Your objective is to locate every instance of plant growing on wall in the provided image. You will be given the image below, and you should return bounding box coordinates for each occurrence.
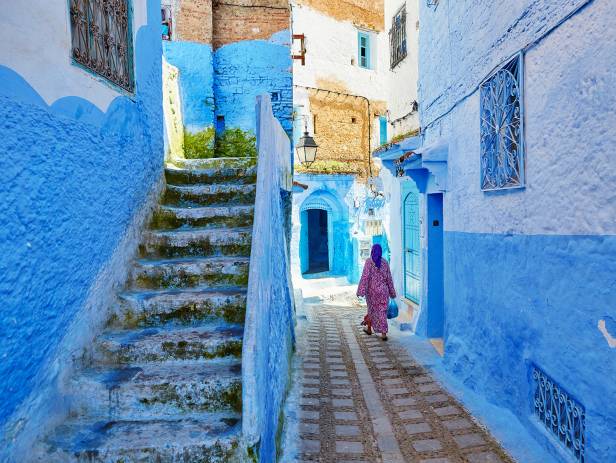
[183,127,257,159]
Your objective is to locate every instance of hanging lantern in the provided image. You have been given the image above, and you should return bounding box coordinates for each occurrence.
[295,131,318,167]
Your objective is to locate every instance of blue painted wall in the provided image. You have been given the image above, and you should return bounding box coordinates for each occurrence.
[417,0,616,461]
[163,30,292,136]
[163,41,214,132]
[214,30,293,137]
[291,174,356,282]
[0,0,163,434]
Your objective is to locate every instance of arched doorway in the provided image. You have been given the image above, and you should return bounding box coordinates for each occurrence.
[299,191,344,276]
[403,184,421,303]
[306,209,329,273]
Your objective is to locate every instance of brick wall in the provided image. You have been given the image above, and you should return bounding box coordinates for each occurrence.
[213,0,289,48]
[174,0,213,43]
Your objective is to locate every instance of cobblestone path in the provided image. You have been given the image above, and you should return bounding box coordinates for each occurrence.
[297,305,514,463]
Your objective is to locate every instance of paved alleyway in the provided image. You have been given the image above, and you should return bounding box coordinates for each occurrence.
[293,297,514,463]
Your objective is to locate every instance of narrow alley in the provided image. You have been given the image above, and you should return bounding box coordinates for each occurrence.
[283,283,513,463]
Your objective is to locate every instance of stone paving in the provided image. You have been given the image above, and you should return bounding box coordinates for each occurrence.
[297,305,514,463]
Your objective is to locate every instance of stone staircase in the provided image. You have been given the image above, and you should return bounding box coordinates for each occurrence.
[35,157,256,462]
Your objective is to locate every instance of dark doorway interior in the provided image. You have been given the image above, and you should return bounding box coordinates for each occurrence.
[306,209,329,273]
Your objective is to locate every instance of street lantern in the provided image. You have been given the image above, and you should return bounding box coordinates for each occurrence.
[296,131,318,167]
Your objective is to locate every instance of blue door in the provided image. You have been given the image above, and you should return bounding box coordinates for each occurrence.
[427,193,444,338]
[403,183,421,303]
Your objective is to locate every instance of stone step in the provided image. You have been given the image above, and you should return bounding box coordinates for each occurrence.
[163,183,256,207]
[150,205,254,230]
[139,227,252,259]
[94,323,244,364]
[165,165,257,186]
[69,360,242,421]
[168,156,256,170]
[39,413,241,462]
[130,256,250,290]
[113,287,247,328]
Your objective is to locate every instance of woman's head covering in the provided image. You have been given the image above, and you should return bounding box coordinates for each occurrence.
[371,244,383,268]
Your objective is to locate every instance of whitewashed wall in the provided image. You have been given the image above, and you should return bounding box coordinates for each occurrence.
[384,0,420,138]
[0,0,149,111]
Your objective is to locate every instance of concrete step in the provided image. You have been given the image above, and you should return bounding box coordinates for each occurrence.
[69,360,242,420]
[139,227,252,259]
[163,183,256,207]
[113,287,247,328]
[150,205,254,230]
[168,156,256,170]
[94,323,244,364]
[130,256,250,290]
[165,165,257,186]
[39,413,241,462]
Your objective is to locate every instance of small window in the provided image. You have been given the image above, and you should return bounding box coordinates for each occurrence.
[161,6,172,40]
[358,31,371,69]
[216,115,226,135]
[379,116,387,145]
[351,117,357,124]
[69,0,134,92]
[270,91,280,102]
[389,6,407,69]
[313,114,317,134]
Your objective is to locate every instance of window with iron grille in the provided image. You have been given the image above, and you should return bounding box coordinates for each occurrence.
[532,365,586,462]
[69,0,134,92]
[389,6,407,69]
[480,53,524,191]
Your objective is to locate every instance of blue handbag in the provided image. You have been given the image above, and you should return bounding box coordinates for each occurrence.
[387,299,399,319]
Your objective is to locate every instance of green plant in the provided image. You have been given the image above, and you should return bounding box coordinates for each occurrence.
[183,127,215,159]
[182,127,257,159]
[215,128,257,158]
[295,160,358,175]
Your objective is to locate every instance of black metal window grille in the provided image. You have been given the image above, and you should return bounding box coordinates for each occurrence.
[532,365,586,462]
[389,6,407,69]
[69,0,134,92]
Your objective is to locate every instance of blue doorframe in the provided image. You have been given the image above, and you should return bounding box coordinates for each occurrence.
[427,193,444,338]
[403,182,421,303]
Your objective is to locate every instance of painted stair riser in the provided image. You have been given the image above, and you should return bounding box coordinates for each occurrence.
[170,157,256,170]
[114,291,247,327]
[165,166,257,185]
[93,328,243,364]
[130,259,249,290]
[69,366,242,420]
[150,206,254,230]
[139,230,252,259]
[41,418,241,463]
[163,184,256,208]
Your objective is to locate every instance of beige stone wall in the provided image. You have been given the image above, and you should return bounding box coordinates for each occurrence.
[293,0,384,31]
[306,85,385,179]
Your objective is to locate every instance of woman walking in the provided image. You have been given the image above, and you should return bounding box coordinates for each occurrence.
[357,244,396,340]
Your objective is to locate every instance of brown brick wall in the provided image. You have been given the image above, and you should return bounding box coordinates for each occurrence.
[294,0,384,31]
[173,0,290,47]
[174,0,213,44]
[212,0,290,48]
